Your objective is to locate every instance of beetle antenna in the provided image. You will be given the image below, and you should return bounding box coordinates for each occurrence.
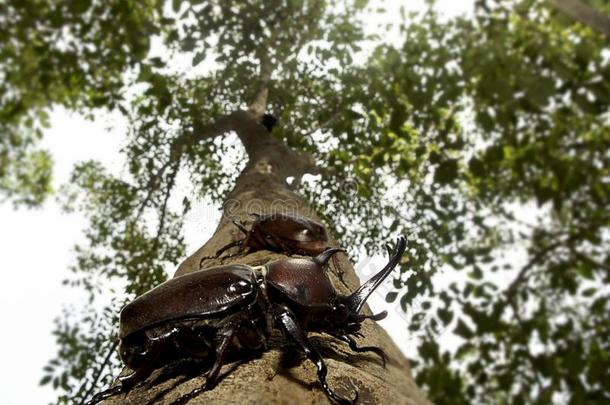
[313,247,346,267]
[346,237,406,314]
[232,219,249,236]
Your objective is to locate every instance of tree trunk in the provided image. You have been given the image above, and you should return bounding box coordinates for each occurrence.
[103,81,429,405]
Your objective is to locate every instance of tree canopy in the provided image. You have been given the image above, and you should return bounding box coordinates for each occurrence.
[2,0,608,404]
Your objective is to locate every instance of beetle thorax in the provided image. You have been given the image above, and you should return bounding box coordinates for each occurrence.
[265,258,337,308]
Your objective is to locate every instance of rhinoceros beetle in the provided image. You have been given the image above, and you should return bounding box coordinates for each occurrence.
[214,213,330,258]
[86,237,406,405]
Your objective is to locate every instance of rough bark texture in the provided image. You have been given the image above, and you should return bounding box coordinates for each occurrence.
[102,96,429,404]
[551,0,610,36]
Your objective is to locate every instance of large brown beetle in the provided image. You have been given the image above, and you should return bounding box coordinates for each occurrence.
[86,237,406,405]
[214,213,330,258]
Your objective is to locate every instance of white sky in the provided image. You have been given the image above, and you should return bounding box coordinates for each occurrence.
[0,2,474,404]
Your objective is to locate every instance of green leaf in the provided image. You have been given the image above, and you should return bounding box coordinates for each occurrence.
[437,308,454,326]
[434,159,459,185]
[39,375,52,386]
[386,291,399,303]
[454,319,474,339]
[192,51,206,67]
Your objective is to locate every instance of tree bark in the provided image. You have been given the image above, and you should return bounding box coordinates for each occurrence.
[101,109,430,404]
[551,0,610,36]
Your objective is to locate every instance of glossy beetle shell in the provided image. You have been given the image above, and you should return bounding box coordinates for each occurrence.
[257,214,326,242]
[266,257,336,307]
[247,214,329,255]
[119,265,257,339]
[85,238,406,405]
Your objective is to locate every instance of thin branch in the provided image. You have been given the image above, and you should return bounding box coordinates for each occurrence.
[315,107,344,132]
[171,113,239,160]
[134,112,240,224]
[248,56,274,116]
[78,339,119,405]
[571,247,610,273]
[504,240,564,301]
[551,0,610,36]
[151,159,181,253]
[134,159,174,223]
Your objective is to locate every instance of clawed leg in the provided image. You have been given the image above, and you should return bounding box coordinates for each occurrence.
[333,334,387,368]
[85,335,167,405]
[170,325,235,405]
[214,220,252,258]
[275,306,358,405]
[84,385,123,405]
[213,239,243,258]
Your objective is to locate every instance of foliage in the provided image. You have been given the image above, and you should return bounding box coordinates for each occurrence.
[2,0,608,404]
[50,161,185,404]
[364,2,610,403]
[0,0,165,206]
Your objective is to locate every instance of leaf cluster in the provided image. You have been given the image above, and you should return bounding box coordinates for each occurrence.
[2,0,608,403]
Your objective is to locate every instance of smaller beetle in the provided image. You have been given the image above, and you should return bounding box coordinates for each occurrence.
[214,213,330,258]
[86,237,406,405]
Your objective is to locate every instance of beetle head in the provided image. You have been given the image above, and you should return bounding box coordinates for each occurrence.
[325,237,406,333]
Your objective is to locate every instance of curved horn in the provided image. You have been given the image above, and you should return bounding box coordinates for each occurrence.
[346,237,407,314]
[313,247,346,267]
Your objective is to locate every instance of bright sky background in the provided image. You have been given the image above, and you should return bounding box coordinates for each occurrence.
[0,2,475,404]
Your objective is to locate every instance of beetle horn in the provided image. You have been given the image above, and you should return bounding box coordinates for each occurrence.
[313,247,346,266]
[346,237,407,314]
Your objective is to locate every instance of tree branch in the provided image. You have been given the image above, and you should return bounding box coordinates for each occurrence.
[504,240,564,302]
[151,159,180,253]
[79,339,118,405]
[170,113,240,160]
[133,111,235,224]
[571,247,610,273]
[134,159,173,223]
[248,56,274,116]
[551,0,610,36]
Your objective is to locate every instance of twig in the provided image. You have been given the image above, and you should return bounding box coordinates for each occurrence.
[151,159,181,252]
[79,339,119,405]
[504,240,564,302]
[551,0,610,37]
[248,56,274,116]
[571,247,610,273]
[134,159,174,223]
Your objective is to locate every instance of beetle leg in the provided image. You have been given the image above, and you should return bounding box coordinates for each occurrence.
[331,254,347,286]
[212,220,249,257]
[85,336,167,405]
[84,385,122,405]
[232,219,249,235]
[274,305,358,405]
[120,329,173,388]
[172,324,236,404]
[357,310,388,322]
[332,334,387,368]
[202,325,235,388]
[173,328,212,359]
[214,239,243,258]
